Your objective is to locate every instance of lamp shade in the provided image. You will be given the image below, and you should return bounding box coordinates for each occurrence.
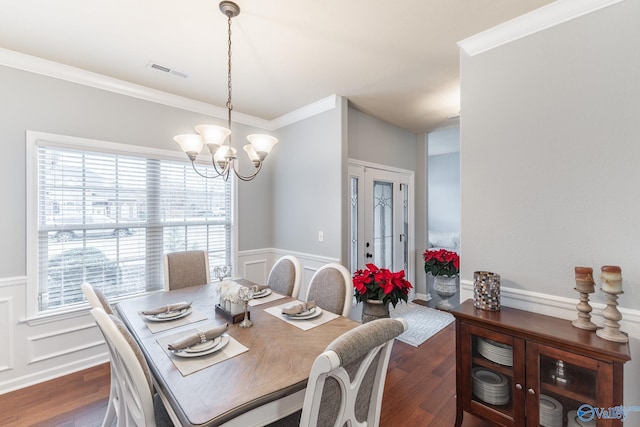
[243,144,260,163]
[214,145,237,163]
[195,124,231,146]
[174,134,204,156]
[247,134,278,154]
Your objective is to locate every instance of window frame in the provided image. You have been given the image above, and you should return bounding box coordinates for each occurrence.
[26,130,238,319]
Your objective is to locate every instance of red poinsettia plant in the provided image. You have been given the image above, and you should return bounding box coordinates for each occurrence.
[353,263,413,308]
[423,249,460,277]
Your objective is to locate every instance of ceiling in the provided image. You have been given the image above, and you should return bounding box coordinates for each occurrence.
[1,0,553,134]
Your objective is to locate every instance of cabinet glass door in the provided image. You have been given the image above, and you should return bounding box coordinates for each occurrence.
[527,343,613,427]
[462,324,525,426]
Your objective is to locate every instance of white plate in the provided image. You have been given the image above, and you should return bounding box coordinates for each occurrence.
[173,335,230,358]
[284,306,323,320]
[540,394,563,413]
[146,307,192,322]
[182,336,222,353]
[472,367,506,386]
[253,288,272,298]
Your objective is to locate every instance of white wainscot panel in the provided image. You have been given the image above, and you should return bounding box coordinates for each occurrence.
[28,322,104,364]
[0,296,13,372]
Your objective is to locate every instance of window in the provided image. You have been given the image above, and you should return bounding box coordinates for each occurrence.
[27,132,233,314]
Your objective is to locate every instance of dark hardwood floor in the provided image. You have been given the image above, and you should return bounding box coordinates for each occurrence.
[0,315,490,426]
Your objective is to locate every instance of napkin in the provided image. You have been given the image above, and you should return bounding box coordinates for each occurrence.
[167,323,229,350]
[282,300,316,315]
[142,301,192,315]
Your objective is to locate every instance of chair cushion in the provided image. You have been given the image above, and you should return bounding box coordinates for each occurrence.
[306,268,346,315]
[268,259,295,296]
[109,314,154,394]
[93,287,114,315]
[166,251,208,290]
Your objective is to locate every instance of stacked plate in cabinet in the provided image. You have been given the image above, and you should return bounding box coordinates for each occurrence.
[539,394,563,427]
[477,337,513,366]
[472,367,510,405]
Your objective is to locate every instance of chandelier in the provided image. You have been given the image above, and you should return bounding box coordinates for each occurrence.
[174,1,278,181]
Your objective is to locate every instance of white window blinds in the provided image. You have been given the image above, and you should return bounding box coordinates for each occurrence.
[35,139,232,313]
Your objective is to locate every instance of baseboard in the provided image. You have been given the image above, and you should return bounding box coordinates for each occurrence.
[0,354,108,395]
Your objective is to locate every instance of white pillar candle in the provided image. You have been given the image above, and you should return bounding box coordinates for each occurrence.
[601,265,622,294]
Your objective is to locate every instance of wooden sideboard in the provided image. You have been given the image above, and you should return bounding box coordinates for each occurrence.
[452,299,630,427]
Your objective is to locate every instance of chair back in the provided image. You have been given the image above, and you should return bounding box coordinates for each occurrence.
[90,307,157,427]
[81,282,114,315]
[267,255,302,298]
[305,263,352,316]
[164,250,210,290]
[300,318,408,427]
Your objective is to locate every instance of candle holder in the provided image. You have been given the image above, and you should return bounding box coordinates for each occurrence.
[572,267,597,330]
[238,286,254,328]
[572,287,598,330]
[596,290,628,343]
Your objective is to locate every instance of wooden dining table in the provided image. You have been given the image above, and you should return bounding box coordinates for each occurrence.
[115,281,359,426]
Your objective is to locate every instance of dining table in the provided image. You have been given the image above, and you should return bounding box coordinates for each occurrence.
[115,279,359,427]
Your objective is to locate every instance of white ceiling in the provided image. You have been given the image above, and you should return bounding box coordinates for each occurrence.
[0,0,553,134]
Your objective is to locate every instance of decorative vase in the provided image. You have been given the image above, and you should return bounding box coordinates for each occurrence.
[473,271,500,311]
[361,299,390,323]
[434,275,458,310]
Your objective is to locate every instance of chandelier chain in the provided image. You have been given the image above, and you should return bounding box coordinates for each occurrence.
[226,13,233,141]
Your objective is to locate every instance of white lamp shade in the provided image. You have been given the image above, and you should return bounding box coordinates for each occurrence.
[243,144,261,162]
[195,124,231,145]
[214,145,237,163]
[174,134,204,154]
[247,134,278,154]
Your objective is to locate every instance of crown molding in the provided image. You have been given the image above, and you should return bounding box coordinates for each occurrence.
[458,0,625,56]
[0,48,336,131]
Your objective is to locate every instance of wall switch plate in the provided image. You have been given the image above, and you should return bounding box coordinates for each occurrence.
[318,231,324,242]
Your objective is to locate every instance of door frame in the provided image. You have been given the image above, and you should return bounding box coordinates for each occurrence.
[348,159,415,297]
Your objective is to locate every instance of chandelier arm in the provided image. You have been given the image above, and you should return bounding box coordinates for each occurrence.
[191,161,224,179]
[233,161,263,182]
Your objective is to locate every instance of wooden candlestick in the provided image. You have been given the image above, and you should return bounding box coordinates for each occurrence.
[572,267,597,330]
[596,290,628,343]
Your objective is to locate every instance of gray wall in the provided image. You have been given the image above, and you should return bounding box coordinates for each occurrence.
[270,103,345,259]
[428,152,460,233]
[460,0,639,306]
[0,64,274,276]
[460,0,639,405]
[347,106,417,171]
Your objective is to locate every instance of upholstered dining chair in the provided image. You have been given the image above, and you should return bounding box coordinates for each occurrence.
[90,307,176,427]
[81,282,114,315]
[267,255,302,298]
[163,250,210,290]
[268,317,408,427]
[305,263,353,317]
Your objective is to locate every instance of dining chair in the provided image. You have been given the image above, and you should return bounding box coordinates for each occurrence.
[305,263,352,317]
[90,307,176,427]
[81,282,114,315]
[268,317,408,427]
[267,255,302,298]
[163,250,210,290]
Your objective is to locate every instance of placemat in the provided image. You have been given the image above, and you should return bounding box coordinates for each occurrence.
[140,308,208,334]
[157,325,249,376]
[264,303,340,331]
[248,291,286,307]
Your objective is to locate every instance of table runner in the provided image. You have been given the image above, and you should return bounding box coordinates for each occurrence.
[140,308,208,334]
[157,324,249,376]
[264,303,340,331]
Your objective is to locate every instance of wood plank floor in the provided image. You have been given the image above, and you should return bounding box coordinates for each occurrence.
[0,320,490,426]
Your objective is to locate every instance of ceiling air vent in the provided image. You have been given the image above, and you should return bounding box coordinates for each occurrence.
[146,61,189,79]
